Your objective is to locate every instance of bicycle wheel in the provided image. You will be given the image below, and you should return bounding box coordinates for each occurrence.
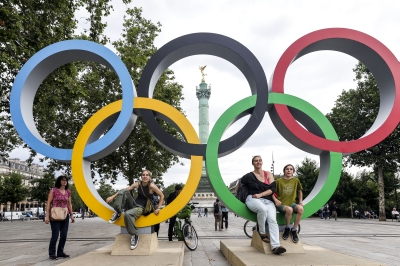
[182,223,198,250]
[244,220,257,238]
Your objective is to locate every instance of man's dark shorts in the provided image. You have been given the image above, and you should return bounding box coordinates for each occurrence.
[276,203,298,213]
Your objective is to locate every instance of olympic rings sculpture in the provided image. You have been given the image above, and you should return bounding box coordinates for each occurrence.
[10,28,400,227]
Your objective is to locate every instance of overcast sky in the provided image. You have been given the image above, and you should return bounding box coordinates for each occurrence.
[11,0,400,189]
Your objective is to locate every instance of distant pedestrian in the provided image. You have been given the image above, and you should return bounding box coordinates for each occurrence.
[197,207,202,217]
[45,175,75,260]
[204,207,208,217]
[221,206,229,229]
[323,204,330,220]
[330,201,338,221]
[214,199,222,231]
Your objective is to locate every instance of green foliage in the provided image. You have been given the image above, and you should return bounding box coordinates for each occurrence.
[87,7,184,186]
[0,0,82,159]
[29,172,55,207]
[8,5,185,188]
[294,157,319,199]
[69,183,84,211]
[326,62,400,220]
[97,182,117,206]
[0,172,29,209]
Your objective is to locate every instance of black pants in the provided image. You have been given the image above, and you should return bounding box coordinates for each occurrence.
[222,212,228,229]
[49,215,69,256]
[168,215,177,240]
[154,223,160,236]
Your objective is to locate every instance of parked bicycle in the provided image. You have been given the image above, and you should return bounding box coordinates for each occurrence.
[243,220,301,238]
[172,202,199,250]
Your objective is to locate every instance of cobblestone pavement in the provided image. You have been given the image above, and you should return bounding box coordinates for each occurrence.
[0,214,399,265]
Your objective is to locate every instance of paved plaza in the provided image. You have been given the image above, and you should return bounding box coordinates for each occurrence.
[0,214,399,265]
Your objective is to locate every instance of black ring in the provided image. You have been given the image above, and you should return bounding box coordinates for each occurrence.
[138,33,268,158]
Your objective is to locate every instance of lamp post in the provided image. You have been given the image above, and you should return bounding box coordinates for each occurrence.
[270,152,275,176]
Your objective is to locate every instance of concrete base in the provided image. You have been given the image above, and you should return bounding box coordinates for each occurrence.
[221,239,383,266]
[111,233,158,255]
[251,231,305,254]
[59,241,184,266]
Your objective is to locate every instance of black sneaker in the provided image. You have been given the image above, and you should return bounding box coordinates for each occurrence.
[291,229,299,243]
[282,227,290,240]
[130,235,139,250]
[108,211,121,224]
[57,253,70,258]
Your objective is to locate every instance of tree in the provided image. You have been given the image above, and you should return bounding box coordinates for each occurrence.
[69,183,84,211]
[28,172,55,217]
[0,172,29,221]
[0,0,83,159]
[0,0,131,162]
[89,7,185,187]
[326,62,400,220]
[18,6,184,189]
[330,170,359,218]
[294,157,319,199]
[97,182,117,207]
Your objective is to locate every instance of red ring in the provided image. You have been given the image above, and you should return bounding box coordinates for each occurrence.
[271,28,400,153]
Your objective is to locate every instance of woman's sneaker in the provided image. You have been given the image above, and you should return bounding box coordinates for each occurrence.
[108,211,121,224]
[130,235,139,250]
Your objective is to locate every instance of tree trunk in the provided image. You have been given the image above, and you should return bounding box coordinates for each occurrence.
[394,174,399,211]
[349,199,353,219]
[377,166,386,221]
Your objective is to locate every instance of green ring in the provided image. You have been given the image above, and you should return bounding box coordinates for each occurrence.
[205,92,342,224]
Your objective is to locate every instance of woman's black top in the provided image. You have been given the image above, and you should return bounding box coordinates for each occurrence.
[136,182,153,208]
[240,172,276,201]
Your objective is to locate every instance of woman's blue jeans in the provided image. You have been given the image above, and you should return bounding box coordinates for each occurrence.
[49,214,69,256]
[245,196,281,249]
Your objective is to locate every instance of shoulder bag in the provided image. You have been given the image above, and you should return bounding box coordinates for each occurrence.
[50,207,68,221]
[139,183,155,215]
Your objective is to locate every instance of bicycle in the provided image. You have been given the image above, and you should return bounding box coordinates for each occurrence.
[172,202,199,250]
[244,220,301,238]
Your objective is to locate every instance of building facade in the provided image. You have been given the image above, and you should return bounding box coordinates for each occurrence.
[0,157,45,212]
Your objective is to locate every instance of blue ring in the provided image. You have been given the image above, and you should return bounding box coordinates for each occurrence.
[10,40,135,161]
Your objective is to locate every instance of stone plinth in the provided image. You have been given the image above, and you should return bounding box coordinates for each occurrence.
[220,239,382,266]
[59,242,184,266]
[111,233,158,255]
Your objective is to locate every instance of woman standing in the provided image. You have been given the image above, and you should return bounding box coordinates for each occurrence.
[106,169,164,250]
[45,175,75,260]
[240,155,286,255]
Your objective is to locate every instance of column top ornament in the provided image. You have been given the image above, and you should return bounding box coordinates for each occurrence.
[199,65,207,82]
[196,83,211,99]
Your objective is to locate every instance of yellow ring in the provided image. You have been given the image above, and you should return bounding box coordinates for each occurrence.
[71,97,202,227]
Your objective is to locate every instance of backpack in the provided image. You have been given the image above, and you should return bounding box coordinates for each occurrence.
[214,202,220,213]
[236,181,249,203]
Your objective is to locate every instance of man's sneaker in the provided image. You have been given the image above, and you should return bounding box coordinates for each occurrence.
[108,211,121,224]
[130,235,139,250]
[282,227,290,240]
[291,229,299,243]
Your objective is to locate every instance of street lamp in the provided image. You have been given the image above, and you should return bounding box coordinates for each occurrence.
[270,152,275,176]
